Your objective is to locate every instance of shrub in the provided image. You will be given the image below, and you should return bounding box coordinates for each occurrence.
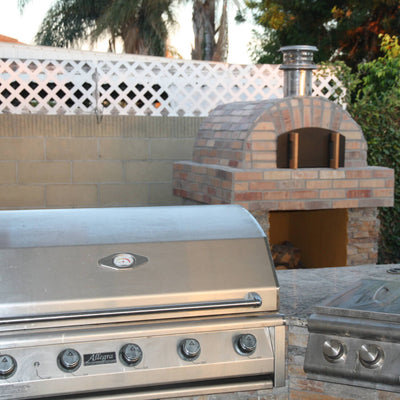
[346,35,400,263]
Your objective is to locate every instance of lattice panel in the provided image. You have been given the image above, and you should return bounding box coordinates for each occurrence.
[0,54,344,117]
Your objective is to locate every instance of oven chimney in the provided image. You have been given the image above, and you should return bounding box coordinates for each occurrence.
[279,45,318,97]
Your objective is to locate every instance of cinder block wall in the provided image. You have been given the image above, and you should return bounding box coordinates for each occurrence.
[0,115,202,209]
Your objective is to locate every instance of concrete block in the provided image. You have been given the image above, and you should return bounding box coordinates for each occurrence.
[125,161,173,182]
[149,183,183,205]
[46,184,98,207]
[0,162,16,183]
[0,138,44,160]
[149,139,194,160]
[46,138,98,160]
[99,183,148,206]
[98,138,149,160]
[0,185,44,208]
[19,161,71,184]
[73,161,123,183]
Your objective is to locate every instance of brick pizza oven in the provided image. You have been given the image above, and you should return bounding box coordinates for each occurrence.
[173,46,394,268]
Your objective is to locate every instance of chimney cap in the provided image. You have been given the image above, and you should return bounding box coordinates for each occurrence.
[279,45,318,70]
[279,45,318,52]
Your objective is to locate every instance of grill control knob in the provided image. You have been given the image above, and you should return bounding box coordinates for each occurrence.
[236,334,257,355]
[0,355,16,378]
[58,349,81,372]
[120,343,143,366]
[322,340,345,362]
[179,338,201,361]
[359,344,383,368]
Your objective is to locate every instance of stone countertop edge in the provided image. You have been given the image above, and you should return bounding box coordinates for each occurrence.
[276,264,400,326]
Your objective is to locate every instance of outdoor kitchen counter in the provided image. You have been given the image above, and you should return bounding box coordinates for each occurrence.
[275,264,400,399]
[276,263,400,325]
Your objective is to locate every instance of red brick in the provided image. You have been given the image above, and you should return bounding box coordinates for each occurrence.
[264,170,292,180]
[292,190,319,199]
[247,200,277,211]
[373,168,394,178]
[322,109,332,129]
[345,169,373,179]
[249,181,278,190]
[313,106,322,126]
[333,199,359,208]
[263,191,290,200]
[304,107,312,127]
[386,179,395,188]
[373,188,394,197]
[235,171,263,181]
[278,201,305,210]
[333,179,358,189]
[320,170,345,179]
[234,182,248,191]
[278,180,305,190]
[306,180,332,189]
[304,200,332,209]
[234,192,262,201]
[359,179,385,188]
[293,170,318,179]
[293,107,302,128]
[346,141,362,149]
[347,189,372,198]
[331,109,342,131]
[282,108,293,131]
[221,180,232,190]
[228,160,239,167]
[215,169,232,181]
[320,189,346,199]
[252,161,276,168]
[251,141,276,151]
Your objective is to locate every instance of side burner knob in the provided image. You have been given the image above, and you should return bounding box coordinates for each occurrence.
[58,348,81,372]
[359,344,383,368]
[236,334,257,355]
[179,338,201,361]
[120,343,143,366]
[322,340,345,362]
[0,355,16,378]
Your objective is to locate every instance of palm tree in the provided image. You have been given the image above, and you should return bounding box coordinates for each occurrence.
[18,0,177,56]
[191,0,242,62]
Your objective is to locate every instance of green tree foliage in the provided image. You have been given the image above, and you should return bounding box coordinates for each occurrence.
[337,35,400,263]
[246,0,400,69]
[18,0,177,56]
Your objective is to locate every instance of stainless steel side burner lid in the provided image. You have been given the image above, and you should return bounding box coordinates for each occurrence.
[305,279,400,392]
[0,205,285,400]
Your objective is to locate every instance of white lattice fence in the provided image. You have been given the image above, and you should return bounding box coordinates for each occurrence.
[0,45,344,117]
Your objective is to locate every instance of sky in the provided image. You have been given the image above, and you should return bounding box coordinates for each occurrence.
[1,1,256,64]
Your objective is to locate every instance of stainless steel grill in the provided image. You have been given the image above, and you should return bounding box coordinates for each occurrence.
[0,205,285,399]
[305,278,400,392]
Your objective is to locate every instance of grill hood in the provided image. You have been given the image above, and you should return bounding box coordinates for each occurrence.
[0,205,279,329]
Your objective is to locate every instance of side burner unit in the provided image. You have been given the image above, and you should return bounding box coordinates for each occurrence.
[0,205,285,399]
[305,278,400,392]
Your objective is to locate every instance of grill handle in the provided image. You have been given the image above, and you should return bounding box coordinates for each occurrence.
[0,292,262,325]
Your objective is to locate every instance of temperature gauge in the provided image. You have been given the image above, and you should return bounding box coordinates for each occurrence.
[99,252,148,270]
[112,253,135,268]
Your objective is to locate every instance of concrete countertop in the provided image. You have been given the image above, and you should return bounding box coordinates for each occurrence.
[276,264,400,326]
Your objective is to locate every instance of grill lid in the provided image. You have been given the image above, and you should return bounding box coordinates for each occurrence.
[314,279,400,323]
[0,205,279,327]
